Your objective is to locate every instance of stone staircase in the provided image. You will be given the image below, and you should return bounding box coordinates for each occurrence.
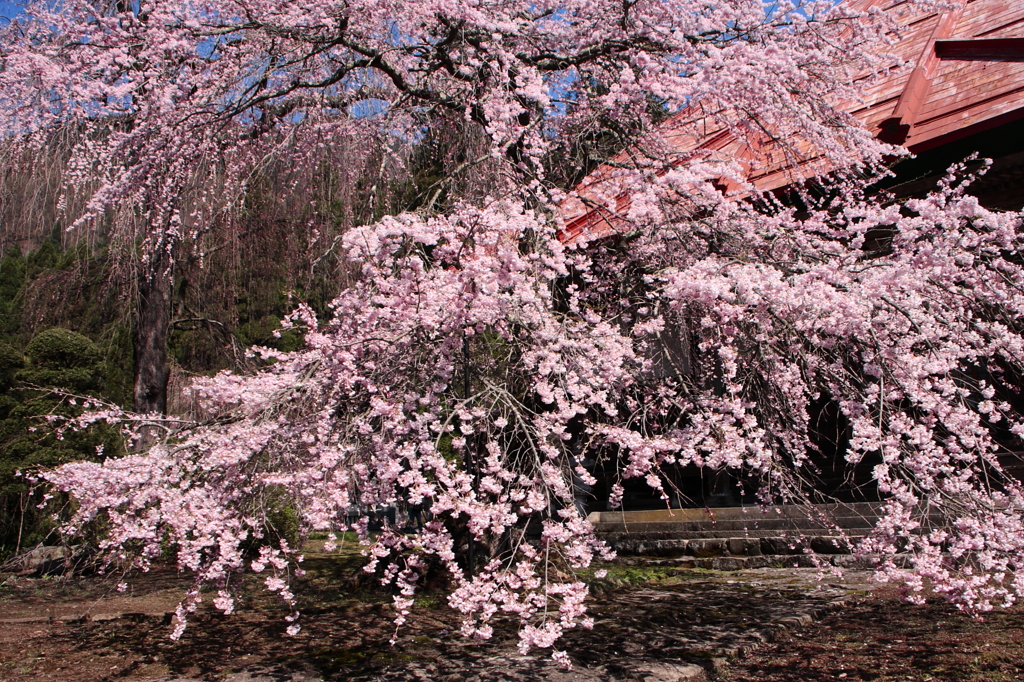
[589,502,890,569]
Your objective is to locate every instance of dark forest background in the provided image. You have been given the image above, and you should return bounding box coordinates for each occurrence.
[0,112,627,559]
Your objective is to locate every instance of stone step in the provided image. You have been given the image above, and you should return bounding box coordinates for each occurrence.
[604,535,862,558]
[589,502,944,532]
[598,527,875,541]
[587,502,887,527]
[624,553,895,571]
[586,503,947,559]
[592,517,879,534]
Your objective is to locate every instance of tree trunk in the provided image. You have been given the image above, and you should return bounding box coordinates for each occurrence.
[133,249,171,415]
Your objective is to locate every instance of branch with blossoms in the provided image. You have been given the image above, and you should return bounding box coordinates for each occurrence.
[0,0,902,243]
[17,0,1024,665]
[45,201,636,655]
[584,163,1024,612]
[42,168,1024,655]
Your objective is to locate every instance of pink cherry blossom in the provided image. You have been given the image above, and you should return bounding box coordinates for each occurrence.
[8,0,1023,660]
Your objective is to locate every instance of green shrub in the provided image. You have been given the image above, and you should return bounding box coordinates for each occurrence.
[0,329,119,559]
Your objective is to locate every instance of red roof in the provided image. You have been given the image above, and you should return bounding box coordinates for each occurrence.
[859,0,1024,151]
[560,0,1024,244]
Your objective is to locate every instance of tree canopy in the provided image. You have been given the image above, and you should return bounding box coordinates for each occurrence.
[2,0,1024,664]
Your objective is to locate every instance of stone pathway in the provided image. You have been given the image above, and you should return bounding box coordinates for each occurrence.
[127,567,875,682]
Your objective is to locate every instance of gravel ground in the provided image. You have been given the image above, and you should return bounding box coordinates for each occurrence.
[1,561,1021,682]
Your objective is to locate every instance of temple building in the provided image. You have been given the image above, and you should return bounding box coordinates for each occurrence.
[564,0,1024,511]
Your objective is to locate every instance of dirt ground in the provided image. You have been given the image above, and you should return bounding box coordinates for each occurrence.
[719,598,1024,682]
[1,558,1022,682]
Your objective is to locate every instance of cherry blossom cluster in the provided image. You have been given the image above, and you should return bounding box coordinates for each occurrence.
[0,0,902,244]
[48,163,1024,651]
[589,165,1024,613]
[48,202,625,650]
[15,0,1024,663]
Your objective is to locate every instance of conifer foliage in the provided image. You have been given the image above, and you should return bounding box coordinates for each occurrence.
[3,0,1024,661]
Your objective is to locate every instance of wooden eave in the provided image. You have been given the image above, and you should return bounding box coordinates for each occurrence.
[559,0,1024,245]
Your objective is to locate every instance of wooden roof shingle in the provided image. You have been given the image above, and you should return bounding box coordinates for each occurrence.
[560,0,1024,244]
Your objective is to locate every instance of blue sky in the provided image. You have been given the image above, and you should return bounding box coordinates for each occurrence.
[0,2,22,21]
[0,1,847,25]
